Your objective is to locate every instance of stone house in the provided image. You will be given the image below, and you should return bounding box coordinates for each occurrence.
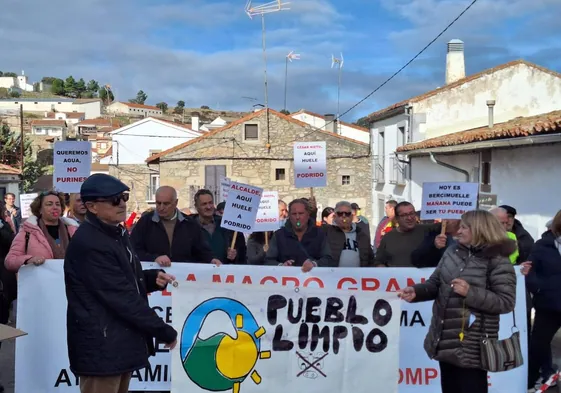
[146,109,372,221]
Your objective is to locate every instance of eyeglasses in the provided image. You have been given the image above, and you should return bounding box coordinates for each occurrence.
[398,212,417,218]
[96,193,129,206]
[336,211,352,217]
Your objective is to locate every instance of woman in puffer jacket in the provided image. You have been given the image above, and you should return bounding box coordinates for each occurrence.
[5,191,78,272]
[400,209,516,393]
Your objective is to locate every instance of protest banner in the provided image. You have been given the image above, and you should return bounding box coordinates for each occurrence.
[253,191,280,233]
[293,142,327,188]
[15,262,528,393]
[53,141,92,193]
[172,282,399,393]
[18,193,38,219]
[221,181,263,237]
[420,182,479,220]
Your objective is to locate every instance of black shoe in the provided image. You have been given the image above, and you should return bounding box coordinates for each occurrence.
[0,383,5,393]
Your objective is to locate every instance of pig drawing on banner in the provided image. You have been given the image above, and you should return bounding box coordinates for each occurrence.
[171,282,401,393]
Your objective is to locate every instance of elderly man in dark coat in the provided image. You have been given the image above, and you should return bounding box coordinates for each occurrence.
[64,174,177,393]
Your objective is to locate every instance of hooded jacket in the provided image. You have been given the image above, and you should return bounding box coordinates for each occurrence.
[511,219,534,263]
[413,239,517,369]
[265,219,332,267]
[5,216,78,272]
[323,223,374,267]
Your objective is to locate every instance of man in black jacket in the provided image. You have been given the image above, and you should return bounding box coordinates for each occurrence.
[192,189,246,264]
[64,174,177,393]
[265,198,332,271]
[131,186,220,266]
[500,205,535,262]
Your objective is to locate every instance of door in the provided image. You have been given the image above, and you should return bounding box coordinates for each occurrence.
[204,165,227,203]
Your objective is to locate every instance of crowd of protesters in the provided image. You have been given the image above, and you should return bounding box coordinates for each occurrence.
[0,174,558,393]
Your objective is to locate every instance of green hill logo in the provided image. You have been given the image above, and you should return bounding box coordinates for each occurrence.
[180,297,271,393]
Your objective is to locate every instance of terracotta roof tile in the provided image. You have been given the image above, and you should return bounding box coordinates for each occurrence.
[0,164,21,175]
[31,120,66,127]
[147,108,367,163]
[292,109,369,132]
[367,60,561,122]
[397,110,561,152]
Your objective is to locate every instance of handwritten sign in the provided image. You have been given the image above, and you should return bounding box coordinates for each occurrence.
[420,182,479,220]
[253,191,280,232]
[19,193,38,219]
[221,181,263,232]
[293,141,327,188]
[53,141,92,193]
[219,176,230,203]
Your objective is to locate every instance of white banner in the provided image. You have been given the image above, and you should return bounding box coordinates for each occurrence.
[171,282,400,393]
[15,262,528,393]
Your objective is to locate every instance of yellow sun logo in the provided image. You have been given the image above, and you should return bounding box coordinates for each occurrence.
[180,298,271,393]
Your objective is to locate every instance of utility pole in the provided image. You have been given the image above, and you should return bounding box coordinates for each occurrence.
[19,104,24,174]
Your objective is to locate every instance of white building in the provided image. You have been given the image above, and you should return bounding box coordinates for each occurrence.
[0,98,101,119]
[291,110,370,143]
[101,117,201,166]
[366,39,561,225]
[30,119,67,138]
[45,111,85,126]
[396,109,561,241]
[106,102,163,117]
[0,71,34,92]
[0,164,21,202]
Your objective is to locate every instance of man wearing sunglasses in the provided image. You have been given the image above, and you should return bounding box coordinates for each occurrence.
[64,174,177,393]
[323,201,374,267]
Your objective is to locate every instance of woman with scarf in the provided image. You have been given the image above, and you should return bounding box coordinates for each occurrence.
[5,191,78,272]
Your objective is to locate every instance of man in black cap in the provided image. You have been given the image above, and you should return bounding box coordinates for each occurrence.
[500,204,534,262]
[64,174,178,393]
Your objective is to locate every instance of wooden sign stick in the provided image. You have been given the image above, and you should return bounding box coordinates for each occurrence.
[265,232,269,247]
[231,232,238,249]
[441,221,447,235]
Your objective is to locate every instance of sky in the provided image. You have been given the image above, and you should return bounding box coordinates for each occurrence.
[1,0,560,122]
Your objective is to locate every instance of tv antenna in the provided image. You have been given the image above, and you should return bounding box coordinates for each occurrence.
[331,53,344,134]
[284,51,300,112]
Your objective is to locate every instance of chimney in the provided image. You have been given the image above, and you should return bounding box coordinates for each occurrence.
[324,114,336,133]
[191,112,200,131]
[445,39,466,85]
[486,100,495,128]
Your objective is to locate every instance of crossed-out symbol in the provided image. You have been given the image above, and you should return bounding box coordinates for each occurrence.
[296,351,328,378]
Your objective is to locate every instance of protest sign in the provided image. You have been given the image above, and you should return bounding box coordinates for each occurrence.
[172,282,400,393]
[220,176,230,203]
[15,262,528,393]
[0,324,26,342]
[19,193,38,219]
[53,141,92,193]
[293,142,327,188]
[253,191,280,232]
[221,181,263,233]
[420,182,479,220]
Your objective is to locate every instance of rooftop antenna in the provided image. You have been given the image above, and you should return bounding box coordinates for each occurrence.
[331,53,344,134]
[245,0,290,148]
[284,51,300,112]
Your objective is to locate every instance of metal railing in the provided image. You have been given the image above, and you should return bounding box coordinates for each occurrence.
[390,156,407,185]
[373,155,385,183]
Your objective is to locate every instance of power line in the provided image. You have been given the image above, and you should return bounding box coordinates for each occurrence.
[268,0,479,147]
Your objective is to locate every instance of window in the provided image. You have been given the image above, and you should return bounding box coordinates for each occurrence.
[480,150,492,192]
[341,175,351,185]
[244,124,259,140]
[100,143,107,149]
[147,174,160,201]
[275,168,286,181]
[398,126,406,146]
[205,165,227,202]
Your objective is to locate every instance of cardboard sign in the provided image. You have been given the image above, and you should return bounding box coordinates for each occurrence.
[0,324,27,342]
[53,141,92,193]
[19,193,38,219]
[293,142,327,188]
[221,181,263,232]
[420,182,479,220]
[253,191,280,232]
[220,176,230,203]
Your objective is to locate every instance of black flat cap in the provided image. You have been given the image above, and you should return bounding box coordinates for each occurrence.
[81,173,130,201]
[500,205,517,216]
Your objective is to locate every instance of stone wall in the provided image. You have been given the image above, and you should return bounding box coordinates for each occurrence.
[157,110,373,222]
